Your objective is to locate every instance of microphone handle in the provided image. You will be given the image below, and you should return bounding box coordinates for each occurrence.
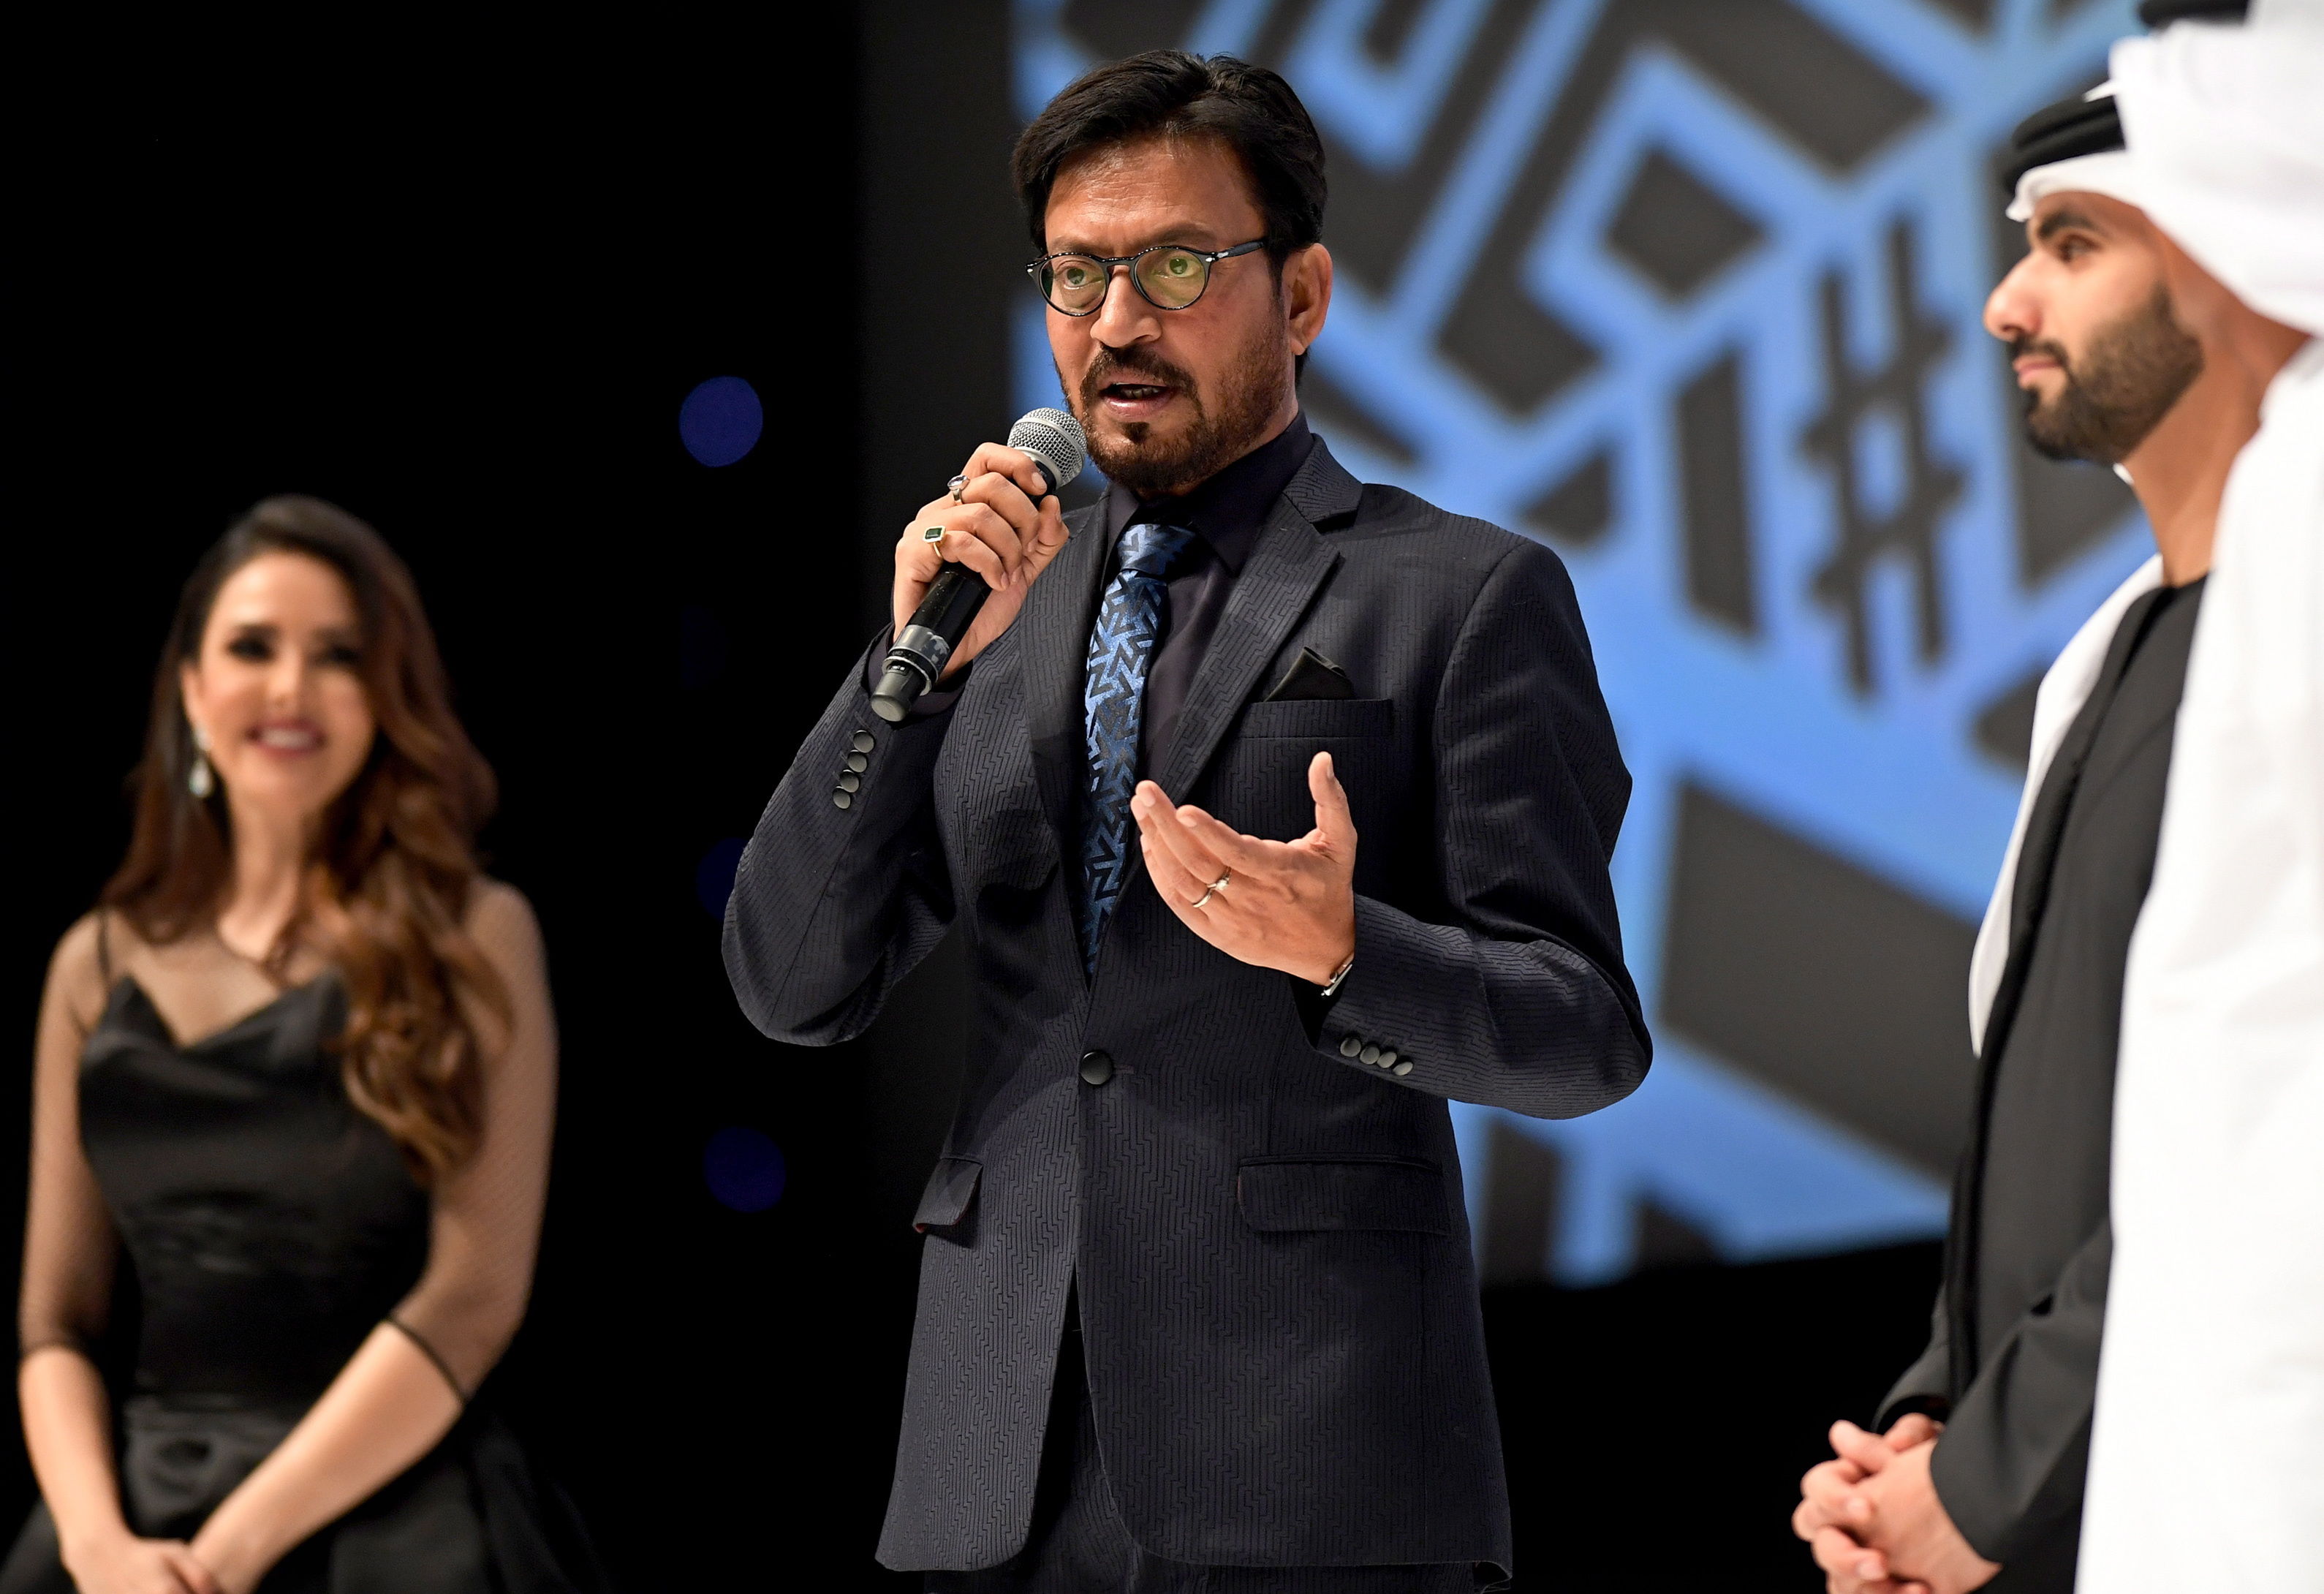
[869,459,1061,723]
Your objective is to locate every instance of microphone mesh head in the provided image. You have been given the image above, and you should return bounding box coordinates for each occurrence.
[1008,407,1088,493]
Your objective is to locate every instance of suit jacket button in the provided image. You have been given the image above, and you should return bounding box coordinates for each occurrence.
[1339,1035,1363,1058]
[1079,1050,1114,1087]
[851,730,877,752]
[832,790,853,810]
[1360,1043,1381,1065]
[837,771,861,793]
[844,751,870,773]
[1390,1060,1413,1077]
[1377,1049,1398,1069]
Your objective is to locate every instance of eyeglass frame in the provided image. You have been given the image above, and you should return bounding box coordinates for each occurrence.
[1026,238,1271,316]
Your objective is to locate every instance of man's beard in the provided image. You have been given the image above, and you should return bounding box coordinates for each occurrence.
[2018,285,2204,465]
[1067,327,1292,496]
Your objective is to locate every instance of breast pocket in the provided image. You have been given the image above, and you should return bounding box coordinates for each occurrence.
[1213,698,1398,844]
[1235,698,1394,741]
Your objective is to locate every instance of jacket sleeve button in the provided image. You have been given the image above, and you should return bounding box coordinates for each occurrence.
[844,751,870,773]
[1390,1060,1413,1077]
[1339,1035,1363,1058]
[833,790,853,810]
[1359,1043,1381,1065]
[1376,1049,1398,1069]
[852,730,877,752]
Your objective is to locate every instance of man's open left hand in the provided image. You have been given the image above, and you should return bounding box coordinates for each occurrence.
[1132,752,1357,986]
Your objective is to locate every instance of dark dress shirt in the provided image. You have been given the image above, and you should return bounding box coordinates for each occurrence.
[1883,577,2206,1590]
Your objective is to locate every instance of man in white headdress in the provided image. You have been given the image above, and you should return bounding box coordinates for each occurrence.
[2075,1,2324,1590]
[1789,6,2317,1586]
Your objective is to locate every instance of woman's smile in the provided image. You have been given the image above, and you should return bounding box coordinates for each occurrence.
[249,718,325,756]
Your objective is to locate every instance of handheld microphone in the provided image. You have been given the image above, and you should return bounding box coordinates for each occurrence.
[870,407,1089,723]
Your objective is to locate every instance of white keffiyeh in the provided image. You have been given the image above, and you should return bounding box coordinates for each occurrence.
[2108,1,2324,339]
[2074,7,2324,1590]
[2005,85,2141,224]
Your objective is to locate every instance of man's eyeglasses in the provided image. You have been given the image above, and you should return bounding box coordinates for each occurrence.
[1028,239,1269,316]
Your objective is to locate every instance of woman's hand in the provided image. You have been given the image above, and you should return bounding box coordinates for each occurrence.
[59,1527,221,1594]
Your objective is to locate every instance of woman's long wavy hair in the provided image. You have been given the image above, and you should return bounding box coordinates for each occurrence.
[102,496,504,1182]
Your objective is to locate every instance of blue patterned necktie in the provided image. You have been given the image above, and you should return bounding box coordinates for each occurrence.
[1078,521,1195,972]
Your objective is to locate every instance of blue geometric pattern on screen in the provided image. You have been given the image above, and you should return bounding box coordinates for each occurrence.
[1015,0,2149,1282]
[1081,522,1197,972]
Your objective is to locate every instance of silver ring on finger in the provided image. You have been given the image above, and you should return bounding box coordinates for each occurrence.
[1192,869,1231,910]
[947,474,969,505]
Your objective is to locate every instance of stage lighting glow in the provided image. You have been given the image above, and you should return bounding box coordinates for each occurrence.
[704,1126,787,1213]
[679,376,764,467]
[696,837,746,920]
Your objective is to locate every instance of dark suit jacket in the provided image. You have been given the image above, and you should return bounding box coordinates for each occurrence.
[1879,583,2200,1591]
[724,439,1650,1575]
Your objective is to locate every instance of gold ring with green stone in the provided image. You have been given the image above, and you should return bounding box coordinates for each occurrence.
[921,524,947,543]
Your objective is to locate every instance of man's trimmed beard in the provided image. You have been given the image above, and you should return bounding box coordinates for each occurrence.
[1068,320,1293,496]
[2019,285,2204,465]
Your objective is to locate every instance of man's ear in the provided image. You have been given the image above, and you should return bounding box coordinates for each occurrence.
[1285,243,1333,356]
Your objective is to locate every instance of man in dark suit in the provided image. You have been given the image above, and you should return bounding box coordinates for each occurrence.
[724,50,1649,1593]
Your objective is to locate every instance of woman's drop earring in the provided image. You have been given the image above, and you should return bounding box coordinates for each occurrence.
[188,724,215,799]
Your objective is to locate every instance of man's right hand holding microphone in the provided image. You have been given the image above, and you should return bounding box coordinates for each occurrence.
[891,439,1073,687]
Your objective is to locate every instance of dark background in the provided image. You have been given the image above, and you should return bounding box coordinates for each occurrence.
[10,7,1936,1588]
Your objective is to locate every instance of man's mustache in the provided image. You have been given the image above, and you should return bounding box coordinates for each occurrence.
[2009,333,2073,377]
[1079,348,1199,408]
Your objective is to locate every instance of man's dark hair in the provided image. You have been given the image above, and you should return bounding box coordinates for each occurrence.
[1012,50,1327,266]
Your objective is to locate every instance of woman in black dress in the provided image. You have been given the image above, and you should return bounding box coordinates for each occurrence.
[7,498,605,1593]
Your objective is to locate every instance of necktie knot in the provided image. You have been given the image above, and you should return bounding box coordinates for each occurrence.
[1118,521,1193,581]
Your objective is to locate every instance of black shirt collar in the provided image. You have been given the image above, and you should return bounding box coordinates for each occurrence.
[1101,412,1316,575]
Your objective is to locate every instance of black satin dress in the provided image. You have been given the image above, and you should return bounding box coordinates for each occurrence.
[1,976,608,1594]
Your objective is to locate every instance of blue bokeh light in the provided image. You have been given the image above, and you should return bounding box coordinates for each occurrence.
[695,837,746,920]
[704,1126,787,1213]
[678,376,764,467]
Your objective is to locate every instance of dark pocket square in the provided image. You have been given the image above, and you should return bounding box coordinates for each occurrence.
[1264,646,1355,702]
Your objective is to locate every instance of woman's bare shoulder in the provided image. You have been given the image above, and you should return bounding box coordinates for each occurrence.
[50,909,101,973]
[44,912,123,1024]
[465,879,544,965]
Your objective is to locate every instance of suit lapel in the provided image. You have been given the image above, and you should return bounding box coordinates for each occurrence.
[1151,442,1360,803]
[1984,592,2157,1065]
[1945,583,2161,1383]
[1023,503,1112,841]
